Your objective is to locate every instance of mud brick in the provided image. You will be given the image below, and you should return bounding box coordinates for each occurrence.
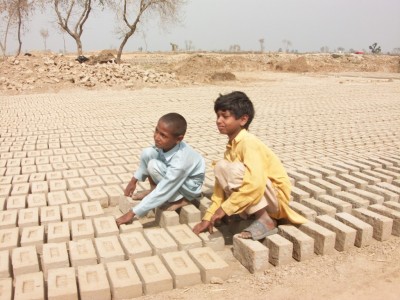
[155,208,180,228]
[353,157,382,169]
[101,174,122,185]
[12,245,39,275]
[78,168,95,177]
[94,236,125,263]
[85,187,109,208]
[365,185,399,202]
[376,182,400,197]
[317,195,352,213]
[278,224,314,261]
[393,179,400,188]
[11,184,30,197]
[325,176,355,191]
[42,242,70,278]
[119,231,152,261]
[40,206,61,227]
[350,171,381,185]
[66,189,88,204]
[20,225,45,253]
[198,197,212,217]
[188,246,231,283]
[69,239,98,268]
[84,175,105,187]
[296,181,326,198]
[49,179,67,192]
[0,184,11,197]
[349,188,384,205]
[18,207,39,231]
[71,219,94,240]
[0,250,11,277]
[82,160,98,168]
[383,201,400,212]
[300,198,337,217]
[0,197,5,210]
[291,186,310,201]
[352,208,393,241]
[62,169,79,179]
[27,193,47,208]
[335,212,373,247]
[0,278,12,300]
[77,264,111,300]
[81,201,104,219]
[89,216,116,237]
[0,210,17,228]
[119,220,143,234]
[310,178,342,196]
[179,204,201,224]
[286,169,310,182]
[47,191,67,207]
[94,166,111,175]
[6,195,26,210]
[21,165,37,174]
[29,173,46,183]
[14,272,44,300]
[0,176,12,185]
[374,168,400,180]
[299,221,336,255]
[61,203,83,222]
[36,164,53,173]
[363,169,393,183]
[5,166,20,176]
[143,227,178,255]
[368,204,400,236]
[117,173,132,184]
[46,171,63,181]
[345,160,372,171]
[187,222,225,251]
[106,260,143,299]
[118,195,139,214]
[296,167,323,179]
[166,224,202,250]
[233,234,269,273]
[337,173,368,189]
[103,185,124,206]
[334,191,369,208]
[67,177,87,191]
[0,228,19,251]
[47,222,70,243]
[47,267,78,300]
[289,201,317,221]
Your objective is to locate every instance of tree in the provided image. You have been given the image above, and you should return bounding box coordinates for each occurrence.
[0,0,17,58]
[259,38,264,53]
[185,40,193,51]
[320,46,329,53]
[369,42,381,54]
[114,0,185,63]
[40,28,49,50]
[393,47,400,55]
[337,46,345,53]
[282,39,291,53]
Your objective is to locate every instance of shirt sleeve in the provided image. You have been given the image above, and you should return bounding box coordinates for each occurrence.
[220,142,267,216]
[203,178,225,221]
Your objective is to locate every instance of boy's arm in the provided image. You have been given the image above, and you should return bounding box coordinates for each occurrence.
[202,180,225,221]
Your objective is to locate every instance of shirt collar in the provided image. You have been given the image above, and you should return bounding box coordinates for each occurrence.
[157,142,182,162]
[227,129,247,149]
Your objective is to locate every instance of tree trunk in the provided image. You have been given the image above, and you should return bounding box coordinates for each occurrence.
[16,0,22,56]
[76,38,83,56]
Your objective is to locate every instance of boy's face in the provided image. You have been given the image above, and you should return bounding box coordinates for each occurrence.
[153,120,183,152]
[216,110,249,140]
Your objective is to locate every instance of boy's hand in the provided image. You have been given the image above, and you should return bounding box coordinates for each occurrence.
[193,220,212,234]
[116,211,135,226]
[124,178,137,197]
[210,207,226,228]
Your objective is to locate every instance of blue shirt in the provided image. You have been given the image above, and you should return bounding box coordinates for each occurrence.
[132,141,205,217]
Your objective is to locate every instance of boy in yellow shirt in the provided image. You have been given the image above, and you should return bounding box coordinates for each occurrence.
[193,91,306,240]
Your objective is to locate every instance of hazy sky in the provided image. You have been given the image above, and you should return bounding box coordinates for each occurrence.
[8,0,400,54]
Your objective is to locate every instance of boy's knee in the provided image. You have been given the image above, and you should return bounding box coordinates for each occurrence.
[140,147,158,161]
[147,159,166,182]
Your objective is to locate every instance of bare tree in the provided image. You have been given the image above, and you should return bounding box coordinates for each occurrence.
[282,39,292,53]
[114,0,185,63]
[40,28,49,50]
[0,0,17,58]
[259,38,264,53]
[185,40,193,51]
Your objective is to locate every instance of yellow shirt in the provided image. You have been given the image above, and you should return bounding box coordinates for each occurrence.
[203,129,306,224]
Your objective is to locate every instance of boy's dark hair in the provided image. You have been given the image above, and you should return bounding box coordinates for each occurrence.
[214,91,255,129]
[159,113,187,136]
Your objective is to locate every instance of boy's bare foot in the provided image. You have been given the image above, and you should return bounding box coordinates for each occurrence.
[132,190,152,200]
[164,198,190,211]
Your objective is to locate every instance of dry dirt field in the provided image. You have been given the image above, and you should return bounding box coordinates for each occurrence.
[1,52,400,299]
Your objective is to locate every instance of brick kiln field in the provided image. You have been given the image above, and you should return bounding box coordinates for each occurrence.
[0,71,400,299]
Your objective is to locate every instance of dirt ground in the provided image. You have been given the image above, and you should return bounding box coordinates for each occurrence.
[1,51,400,299]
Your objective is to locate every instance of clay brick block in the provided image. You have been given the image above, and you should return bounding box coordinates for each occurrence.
[85,187,109,208]
[296,181,326,198]
[368,204,400,236]
[93,216,119,237]
[46,171,63,181]
[0,210,17,228]
[155,209,180,228]
[376,182,400,199]
[188,247,231,283]
[198,197,212,217]
[0,197,5,210]
[179,204,201,224]
[71,219,94,240]
[47,191,68,206]
[161,250,202,288]
[12,245,39,276]
[278,224,314,261]
[42,242,70,278]
[300,198,337,217]
[69,239,98,268]
[352,208,393,241]
[27,193,47,208]
[119,220,143,234]
[0,184,11,198]
[119,231,152,261]
[20,225,45,254]
[348,188,384,205]
[47,222,70,244]
[81,201,104,219]
[365,185,399,202]
[0,278,12,300]
[335,212,373,247]
[134,255,173,295]
[325,176,355,191]
[6,195,26,210]
[350,171,381,185]
[317,195,352,213]
[14,271,44,300]
[383,201,400,212]
[0,250,11,277]
[94,236,125,263]
[187,222,225,251]
[143,227,178,255]
[40,206,61,227]
[310,178,342,196]
[102,185,124,206]
[31,181,49,194]
[299,221,336,255]
[77,264,111,300]
[263,234,293,266]
[363,169,393,183]
[11,183,29,196]
[166,224,203,250]
[0,228,19,251]
[106,260,142,299]
[67,177,87,190]
[61,203,83,222]
[338,173,368,189]
[287,169,310,182]
[291,186,310,201]
[47,267,78,300]
[49,179,67,192]
[233,234,269,273]
[334,191,369,208]
[84,175,105,187]
[118,195,139,214]
[289,201,317,221]
[66,189,88,204]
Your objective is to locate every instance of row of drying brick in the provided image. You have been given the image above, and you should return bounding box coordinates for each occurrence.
[0,245,230,300]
